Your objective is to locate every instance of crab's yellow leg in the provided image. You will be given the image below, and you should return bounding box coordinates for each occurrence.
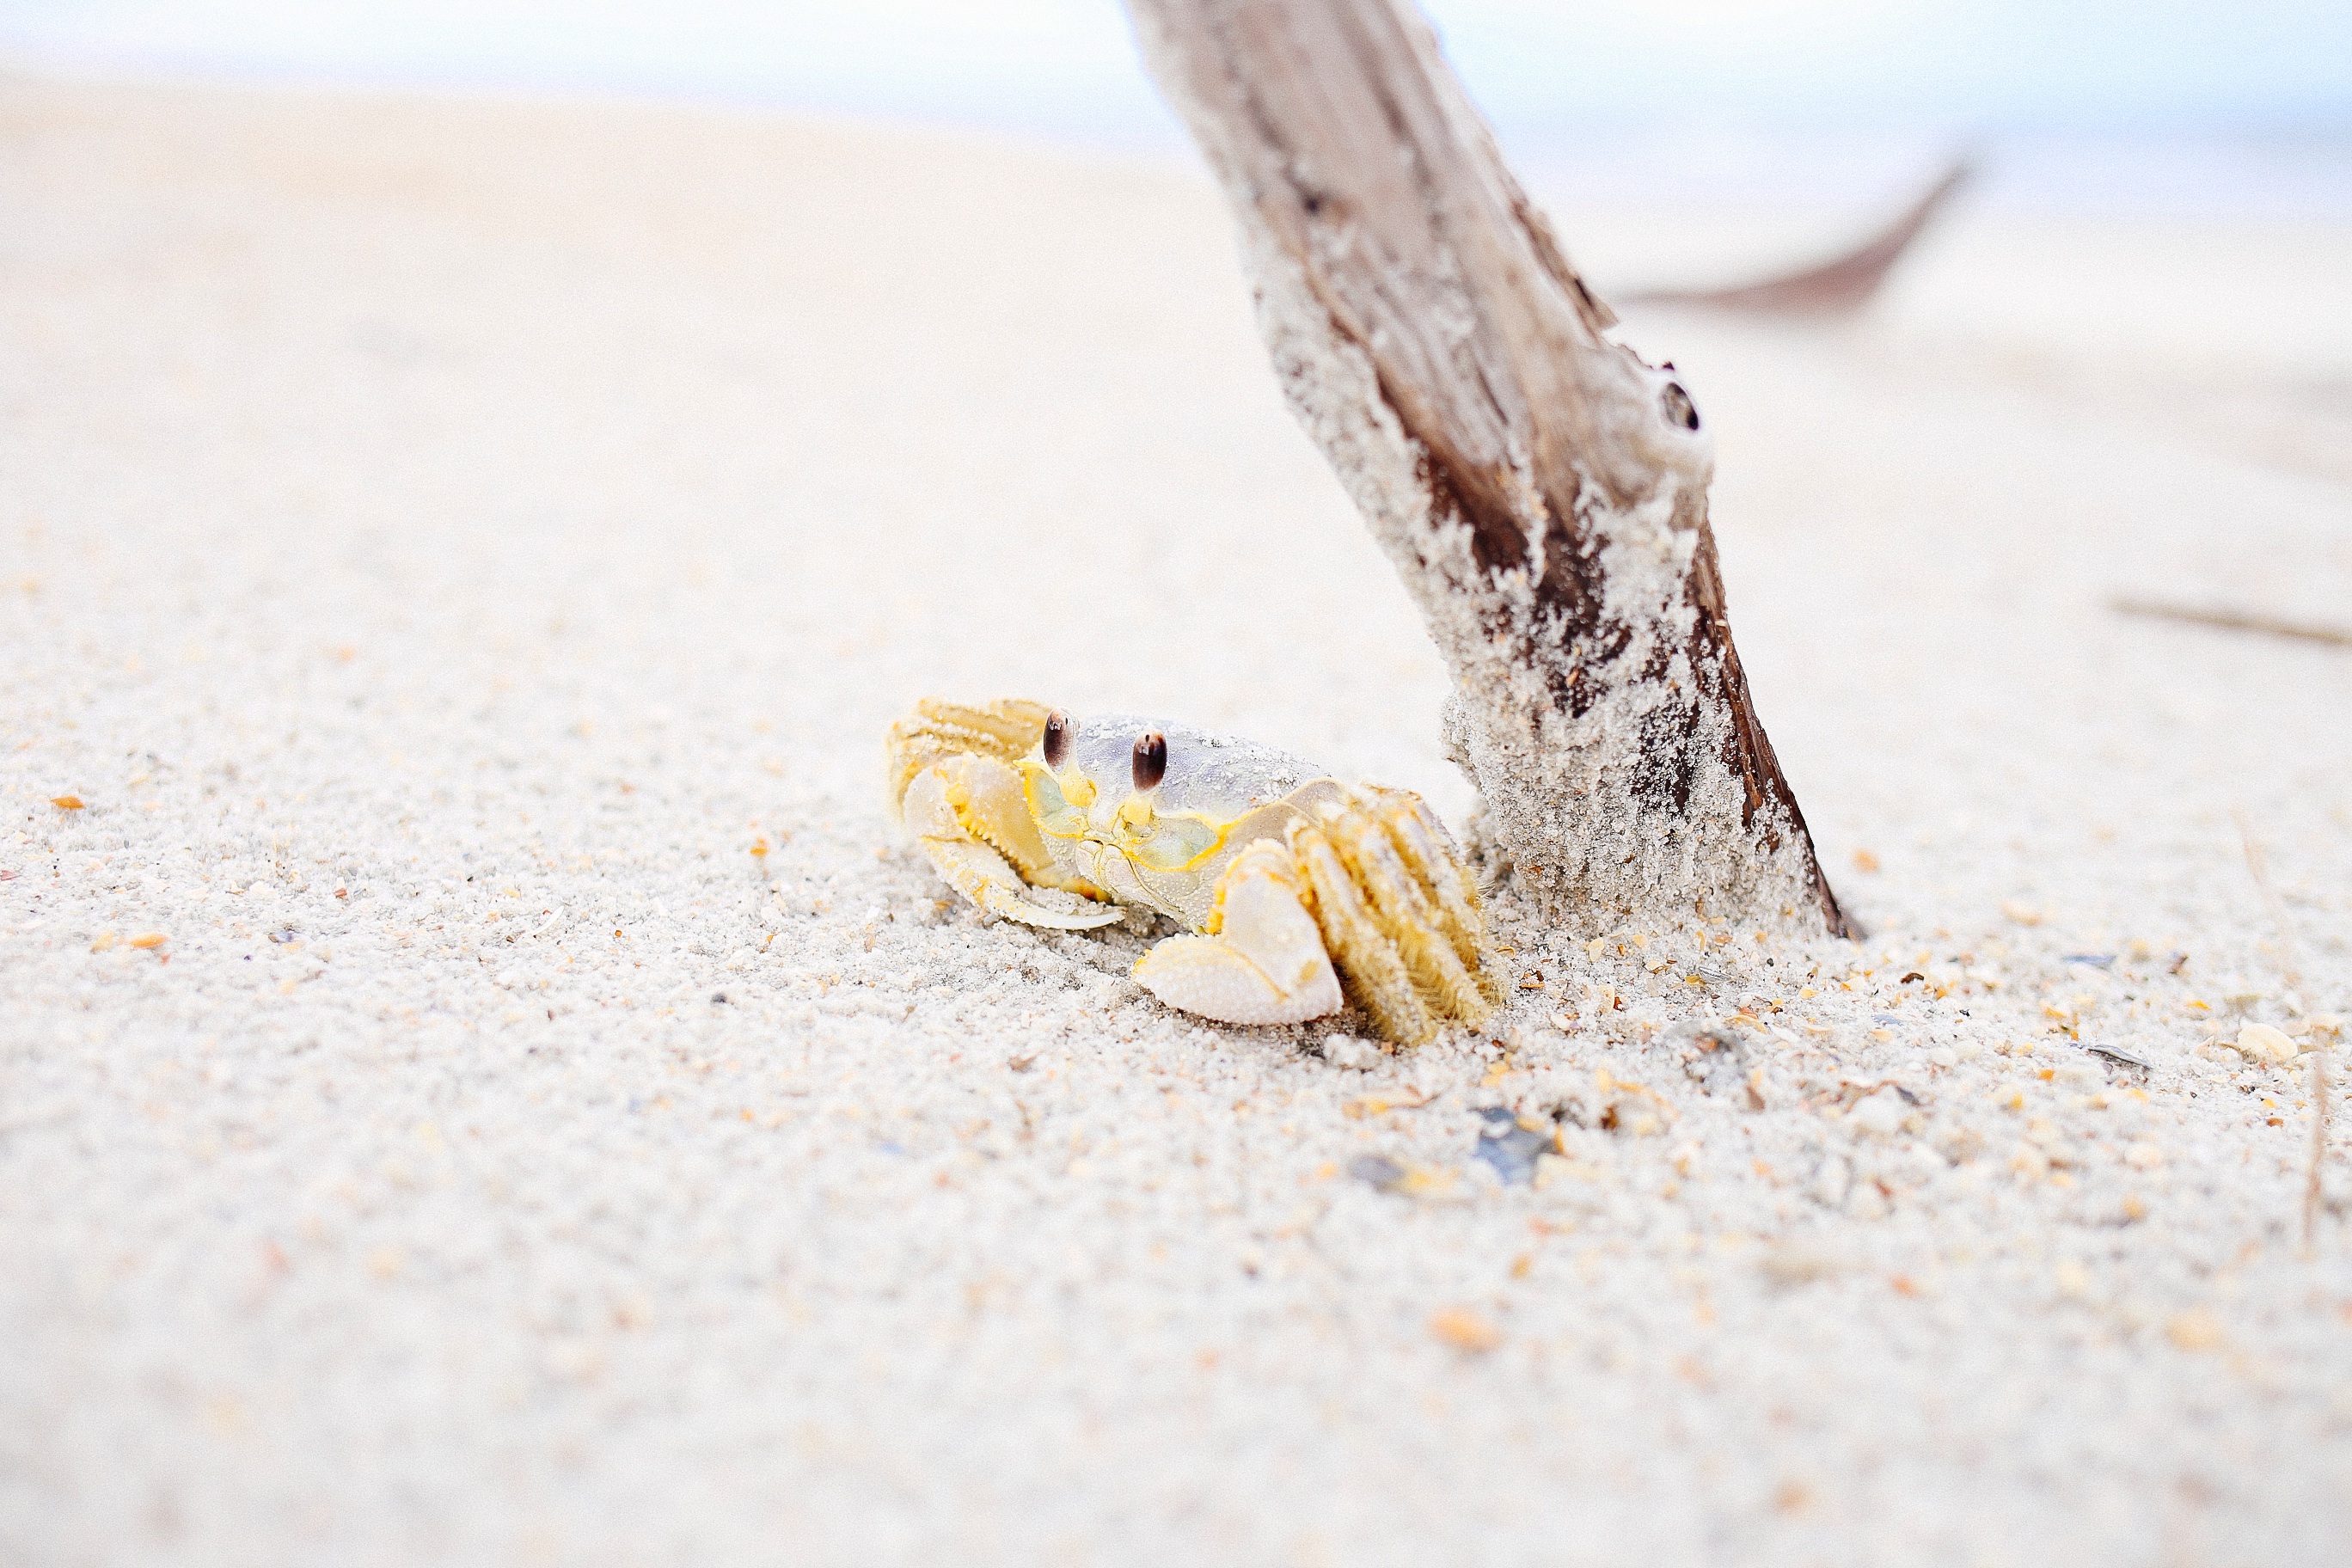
[1321,794,1494,1021]
[902,756,1119,931]
[1292,822,1433,1043]
[1290,791,1498,1045]
[1363,787,1505,1007]
[1131,840,1342,1026]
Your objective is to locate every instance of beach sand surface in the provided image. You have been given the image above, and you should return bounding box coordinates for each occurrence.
[3,77,2350,1565]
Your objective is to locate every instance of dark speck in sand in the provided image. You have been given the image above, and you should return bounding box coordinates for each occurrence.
[1473,1106,1553,1185]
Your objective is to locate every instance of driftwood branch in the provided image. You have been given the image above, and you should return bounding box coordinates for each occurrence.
[2112,596,2352,650]
[1622,159,1972,315]
[1126,0,1853,937]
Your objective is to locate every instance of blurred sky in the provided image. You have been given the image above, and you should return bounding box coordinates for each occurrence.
[5,1,2350,211]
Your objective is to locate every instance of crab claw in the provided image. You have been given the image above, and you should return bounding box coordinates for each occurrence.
[902,764,1119,930]
[1132,841,1341,1025]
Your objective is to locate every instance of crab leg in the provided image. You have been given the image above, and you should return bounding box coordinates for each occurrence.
[1363,787,1506,1007]
[1293,792,1497,1045]
[902,762,1119,931]
[1132,840,1342,1025]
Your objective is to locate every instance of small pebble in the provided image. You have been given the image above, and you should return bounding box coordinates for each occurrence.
[1761,1238,1845,1287]
[1428,1308,1503,1354]
[1849,1093,1905,1139]
[1473,1110,1552,1185]
[2234,1024,2296,1065]
[2166,1308,2225,1352]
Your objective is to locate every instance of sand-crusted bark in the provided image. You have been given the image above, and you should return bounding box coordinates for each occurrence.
[1125,0,1853,936]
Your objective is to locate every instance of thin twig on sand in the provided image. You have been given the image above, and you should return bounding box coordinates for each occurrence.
[2116,597,2352,650]
[2313,1043,2331,1254]
[2234,811,2328,1253]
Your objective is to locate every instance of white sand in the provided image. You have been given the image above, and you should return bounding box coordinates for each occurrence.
[3,77,2350,1565]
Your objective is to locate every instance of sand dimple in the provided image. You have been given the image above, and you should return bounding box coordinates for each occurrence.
[2,77,2349,1566]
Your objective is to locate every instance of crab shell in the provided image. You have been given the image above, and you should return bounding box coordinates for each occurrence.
[886,698,1499,1044]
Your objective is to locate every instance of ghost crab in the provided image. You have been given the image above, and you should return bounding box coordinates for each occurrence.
[886,697,1500,1044]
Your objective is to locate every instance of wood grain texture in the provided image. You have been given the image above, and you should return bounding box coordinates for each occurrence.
[1126,0,1853,936]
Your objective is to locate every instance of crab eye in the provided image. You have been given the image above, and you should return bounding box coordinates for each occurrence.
[1131,731,1167,791]
[1043,708,1073,769]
